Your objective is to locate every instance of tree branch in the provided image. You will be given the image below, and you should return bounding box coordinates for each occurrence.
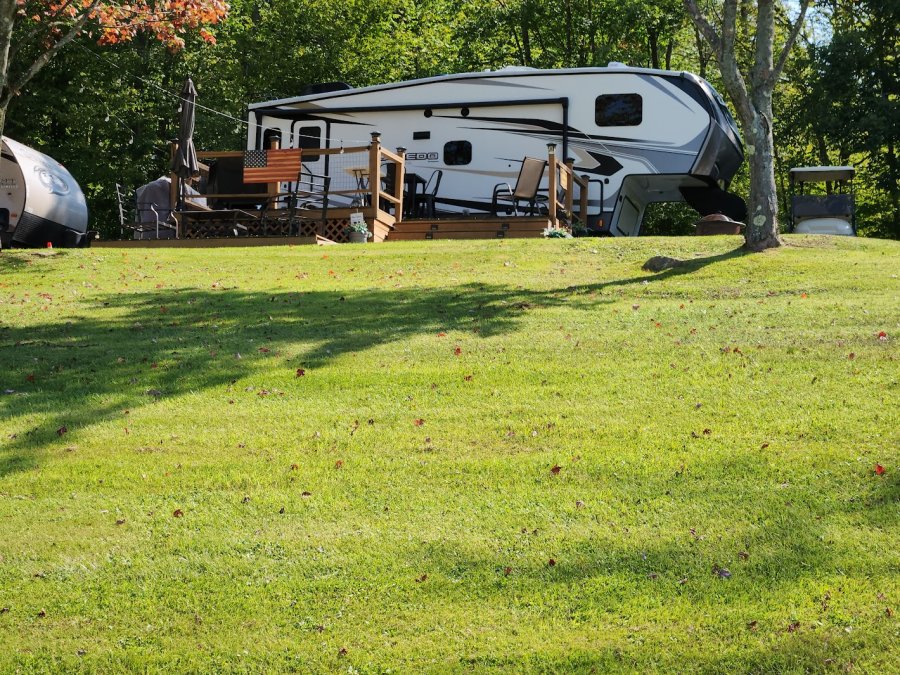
[7,0,102,100]
[772,0,811,83]
[682,0,722,57]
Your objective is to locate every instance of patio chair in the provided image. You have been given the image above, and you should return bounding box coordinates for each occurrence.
[491,157,548,217]
[260,166,331,236]
[413,169,443,217]
[116,183,177,240]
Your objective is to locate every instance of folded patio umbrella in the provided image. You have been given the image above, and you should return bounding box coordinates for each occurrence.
[170,76,200,208]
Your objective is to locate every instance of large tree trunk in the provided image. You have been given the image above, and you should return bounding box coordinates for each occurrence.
[741,103,782,250]
[0,0,15,140]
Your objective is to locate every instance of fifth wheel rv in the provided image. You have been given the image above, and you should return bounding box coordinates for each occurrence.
[247,64,746,235]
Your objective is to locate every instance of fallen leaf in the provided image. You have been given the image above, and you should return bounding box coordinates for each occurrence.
[115,519,125,526]
[738,551,749,560]
[877,331,888,341]
[258,347,270,353]
[413,418,425,427]
[575,500,585,509]
[335,460,344,469]
[296,368,306,377]
[37,609,46,618]
[279,506,285,514]
[464,375,473,382]
[25,373,35,383]
[848,352,855,360]
[886,607,894,618]
[747,620,758,631]
[338,647,348,656]
[56,426,67,436]
[713,565,731,579]
[415,574,427,583]
[301,491,312,497]
[453,346,462,356]
[800,292,808,299]
[874,464,885,476]
[787,621,800,633]
[503,566,512,576]
[241,496,250,504]
[437,332,446,337]
[761,442,770,449]
[550,464,562,475]
[172,509,184,518]
[648,573,659,580]
[290,463,299,470]
[548,558,557,567]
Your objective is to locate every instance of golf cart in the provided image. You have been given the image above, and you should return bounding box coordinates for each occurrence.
[789,165,856,236]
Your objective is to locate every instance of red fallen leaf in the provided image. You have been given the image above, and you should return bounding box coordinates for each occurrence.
[503,566,512,576]
[550,464,562,475]
[464,375,473,381]
[258,347,270,353]
[25,373,35,383]
[150,362,158,369]
[786,621,800,633]
[848,352,855,360]
[172,509,184,518]
[335,460,344,469]
[296,368,306,377]
[800,292,808,299]
[56,426,67,436]
[437,332,446,337]
[679,304,685,309]
[413,418,425,426]
[290,463,299,470]
[702,428,712,435]
[548,558,557,567]
[874,464,885,476]
[415,574,427,583]
[338,647,348,656]
[453,346,462,356]
[877,331,888,341]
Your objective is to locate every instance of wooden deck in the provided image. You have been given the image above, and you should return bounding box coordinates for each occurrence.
[93,235,334,248]
[386,216,554,241]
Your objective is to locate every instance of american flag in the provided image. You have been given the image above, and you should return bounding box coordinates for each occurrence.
[243,148,302,183]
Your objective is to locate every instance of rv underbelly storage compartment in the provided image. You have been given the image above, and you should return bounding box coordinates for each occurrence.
[0,136,89,248]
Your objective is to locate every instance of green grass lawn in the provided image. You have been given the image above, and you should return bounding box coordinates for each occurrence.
[0,235,897,672]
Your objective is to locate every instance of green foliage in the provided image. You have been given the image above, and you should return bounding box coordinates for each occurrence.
[0,237,898,669]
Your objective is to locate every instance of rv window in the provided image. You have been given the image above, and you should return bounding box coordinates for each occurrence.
[444,140,472,166]
[296,126,322,163]
[595,94,642,126]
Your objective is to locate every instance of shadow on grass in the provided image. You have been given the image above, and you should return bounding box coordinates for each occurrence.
[0,247,745,477]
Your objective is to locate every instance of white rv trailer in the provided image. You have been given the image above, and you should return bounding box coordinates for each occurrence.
[0,136,90,247]
[247,65,746,235]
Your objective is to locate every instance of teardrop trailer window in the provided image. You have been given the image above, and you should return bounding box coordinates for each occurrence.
[595,94,642,126]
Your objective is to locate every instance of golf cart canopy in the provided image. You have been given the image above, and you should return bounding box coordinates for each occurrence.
[789,166,855,183]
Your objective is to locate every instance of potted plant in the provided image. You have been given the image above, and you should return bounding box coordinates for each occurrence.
[542,225,572,238]
[345,219,372,243]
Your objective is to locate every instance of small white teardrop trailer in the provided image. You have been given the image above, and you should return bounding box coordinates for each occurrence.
[790,165,856,236]
[0,136,90,248]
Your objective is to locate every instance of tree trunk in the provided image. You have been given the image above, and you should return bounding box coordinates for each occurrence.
[0,0,15,140]
[741,103,782,250]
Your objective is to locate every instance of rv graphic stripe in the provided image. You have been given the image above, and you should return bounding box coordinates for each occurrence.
[243,148,302,183]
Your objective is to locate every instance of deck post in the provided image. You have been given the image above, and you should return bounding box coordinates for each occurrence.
[547,143,558,227]
[395,146,406,224]
[579,174,590,225]
[369,132,382,220]
[267,136,281,207]
[564,158,576,220]
[169,141,179,212]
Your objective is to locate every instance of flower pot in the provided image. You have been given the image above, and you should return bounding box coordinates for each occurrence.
[348,231,368,244]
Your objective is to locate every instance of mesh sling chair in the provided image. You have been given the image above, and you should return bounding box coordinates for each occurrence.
[116,183,177,240]
[260,167,331,236]
[491,157,548,217]
[413,169,443,218]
